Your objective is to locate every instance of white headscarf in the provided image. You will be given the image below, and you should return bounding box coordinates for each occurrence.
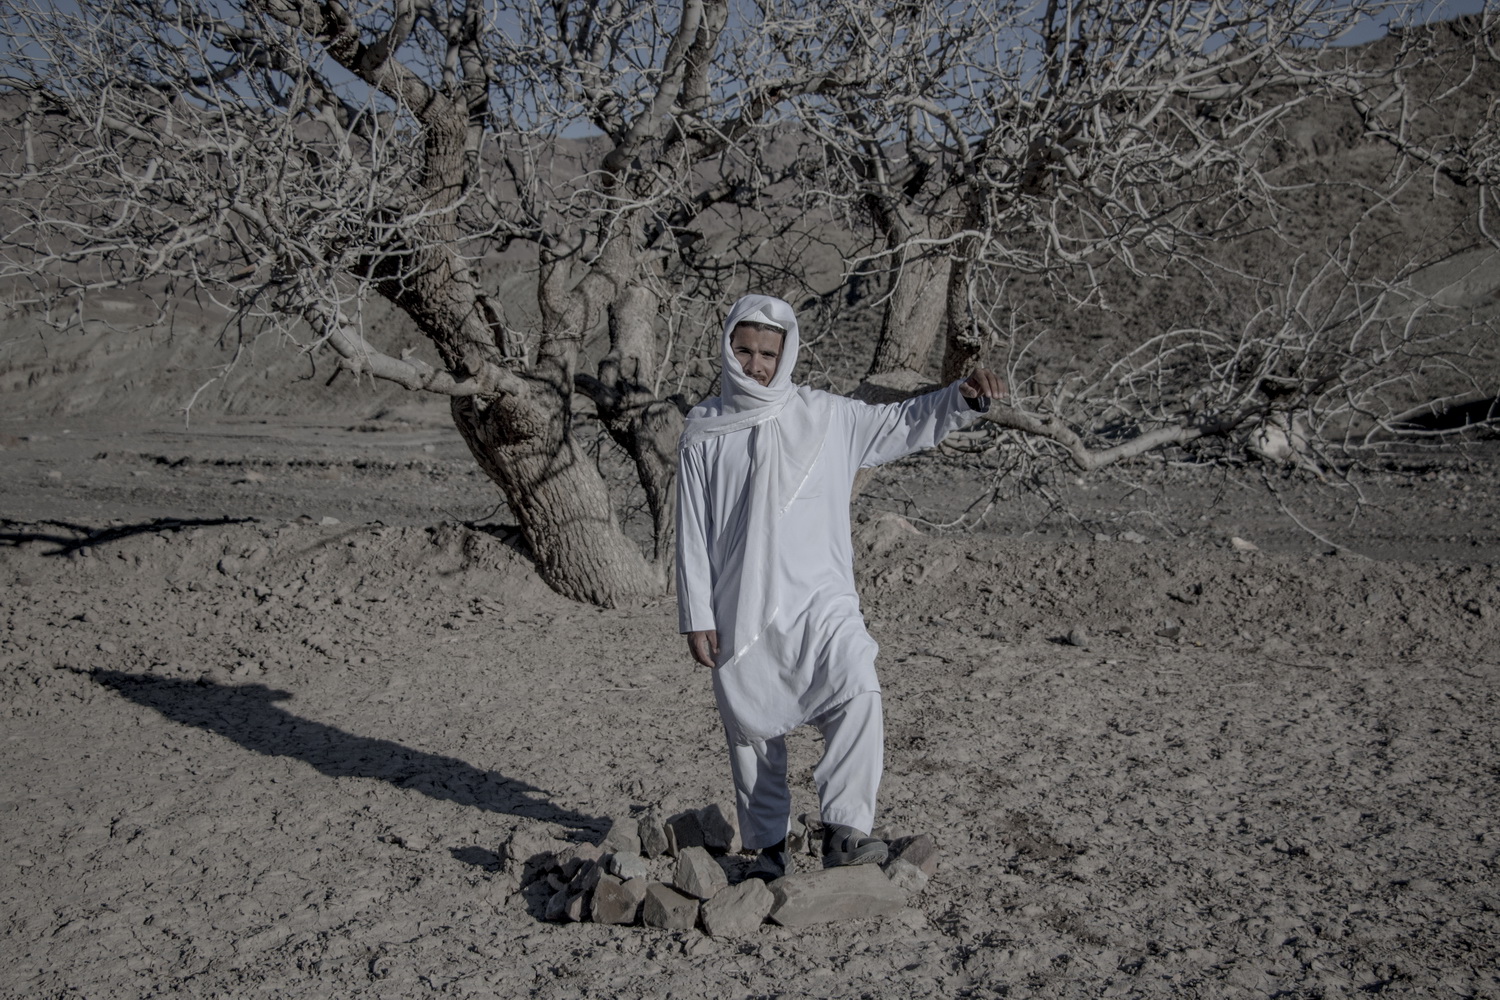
[680,294,829,673]
[679,294,827,513]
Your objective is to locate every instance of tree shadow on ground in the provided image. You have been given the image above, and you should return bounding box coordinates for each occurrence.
[0,516,254,556]
[90,669,600,832]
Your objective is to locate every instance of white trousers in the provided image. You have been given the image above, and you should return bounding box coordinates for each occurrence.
[726,690,884,850]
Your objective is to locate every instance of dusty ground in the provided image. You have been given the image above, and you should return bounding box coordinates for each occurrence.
[2,408,1498,1000]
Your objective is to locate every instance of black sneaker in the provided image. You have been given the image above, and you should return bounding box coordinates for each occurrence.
[821,825,888,868]
[745,840,792,881]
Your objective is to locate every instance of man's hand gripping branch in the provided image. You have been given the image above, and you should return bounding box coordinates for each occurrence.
[959,369,1006,405]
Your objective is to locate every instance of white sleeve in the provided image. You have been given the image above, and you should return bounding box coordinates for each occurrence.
[850,380,987,469]
[674,443,716,634]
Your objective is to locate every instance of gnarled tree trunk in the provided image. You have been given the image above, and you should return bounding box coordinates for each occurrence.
[451,386,663,606]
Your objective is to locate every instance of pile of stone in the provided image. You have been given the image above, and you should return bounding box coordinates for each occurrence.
[501,806,939,937]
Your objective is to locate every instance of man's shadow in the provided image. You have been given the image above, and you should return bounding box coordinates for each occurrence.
[90,670,599,833]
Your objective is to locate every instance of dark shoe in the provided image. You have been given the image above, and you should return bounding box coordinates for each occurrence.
[821,824,888,868]
[746,840,792,881]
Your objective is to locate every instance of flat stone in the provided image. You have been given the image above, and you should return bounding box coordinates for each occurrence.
[607,851,649,881]
[639,809,670,857]
[642,882,699,931]
[564,891,588,922]
[767,865,907,927]
[698,803,738,853]
[592,874,647,925]
[665,810,706,855]
[883,857,929,894]
[673,846,728,900]
[701,878,773,938]
[600,816,640,856]
[892,833,940,877]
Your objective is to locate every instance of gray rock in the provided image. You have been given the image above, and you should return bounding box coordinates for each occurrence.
[591,874,647,925]
[701,878,774,938]
[798,812,825,856]
[569,859,603,894]
[883,857,929,894]
[768,865,907,927]
[699,803,738,853]
[607,851,649,881]
[1066,626,1090,649]
[891,832,940,876]
[564,891,588,922]
[674,846,728,900]
[390,829,429,851]
[665,810,706,855]
[556,842,602,880]
[638,809,670,857]
[642,883,699,930]
[599,816,640,856]
[544,886,574,922]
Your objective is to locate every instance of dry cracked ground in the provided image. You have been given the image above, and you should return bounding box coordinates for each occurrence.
[1,415,1498,999]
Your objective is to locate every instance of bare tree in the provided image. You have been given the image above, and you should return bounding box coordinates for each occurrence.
[0,0,844,604]
[802,1,1500,469]
[0,0,1495,606]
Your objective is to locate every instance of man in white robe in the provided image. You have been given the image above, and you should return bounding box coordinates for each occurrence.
[676,293,1003,879]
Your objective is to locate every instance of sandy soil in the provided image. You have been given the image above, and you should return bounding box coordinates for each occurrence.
[2,411,1498,999]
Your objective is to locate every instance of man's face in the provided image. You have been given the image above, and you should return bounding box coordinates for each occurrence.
[730,323,784,386]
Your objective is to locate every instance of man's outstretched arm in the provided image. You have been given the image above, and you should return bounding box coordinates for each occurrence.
[852,368,1006,468]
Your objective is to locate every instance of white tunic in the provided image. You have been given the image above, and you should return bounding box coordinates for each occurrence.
[676,380,982,744]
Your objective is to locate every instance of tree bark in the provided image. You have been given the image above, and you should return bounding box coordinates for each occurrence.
[578,281,685,564]
[865,208,951,379]
[867,251,951,377]
[941,240,985,383]
[450,385,663,606]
